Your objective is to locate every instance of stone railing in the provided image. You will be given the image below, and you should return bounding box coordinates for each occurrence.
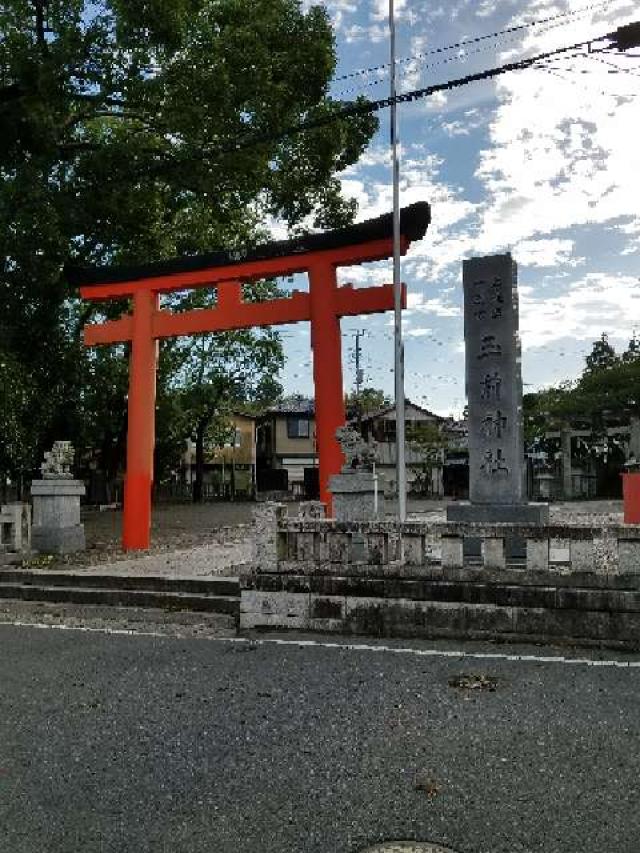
[251,502,639,577]
[0,503,32,554]
[242,503,640,647]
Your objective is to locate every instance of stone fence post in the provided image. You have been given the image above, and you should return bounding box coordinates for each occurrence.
[298,501,326,519]
[252,502,286,572]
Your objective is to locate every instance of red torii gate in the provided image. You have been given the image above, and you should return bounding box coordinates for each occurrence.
[70,202,431,550]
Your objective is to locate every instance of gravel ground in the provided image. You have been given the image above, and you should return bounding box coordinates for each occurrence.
[18,502,258,578]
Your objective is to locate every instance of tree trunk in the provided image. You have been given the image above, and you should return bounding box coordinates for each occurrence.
[193,421,206,503]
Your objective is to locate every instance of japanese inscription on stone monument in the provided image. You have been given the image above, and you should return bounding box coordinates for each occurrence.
[463,253,525,505]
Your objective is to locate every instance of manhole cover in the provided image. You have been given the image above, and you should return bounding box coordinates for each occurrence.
[359,844,460,853]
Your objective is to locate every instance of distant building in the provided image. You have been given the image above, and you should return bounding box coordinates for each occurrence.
[358,400,465,497]
[256,396,318,498]
[183,412,257,499]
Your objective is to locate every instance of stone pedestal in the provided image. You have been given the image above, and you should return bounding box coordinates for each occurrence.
[31,479,86,554]
[329,471,385,522]
[447,502,548,524]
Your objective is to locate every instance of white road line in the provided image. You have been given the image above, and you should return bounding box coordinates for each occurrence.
[1,619,640,669]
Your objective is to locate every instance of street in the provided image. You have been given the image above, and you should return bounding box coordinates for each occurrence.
[1,624,639,853]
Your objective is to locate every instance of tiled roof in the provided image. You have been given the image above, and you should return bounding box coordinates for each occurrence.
[266,396,315,415]
[359,399,443,422]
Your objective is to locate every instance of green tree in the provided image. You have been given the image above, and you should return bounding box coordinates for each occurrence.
[346,388,391,423]
[523,335,640,454]
[407,421,447,496]
[622,333,640,364]
[0,0,377,487]
[584,333,618,374]
[170,303,284,501]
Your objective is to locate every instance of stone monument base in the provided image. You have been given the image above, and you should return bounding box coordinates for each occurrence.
[446,502,549,524]
[31,525,85,554]
[31,479,86,555]
[446,502,549,562]
[329,471,385,522]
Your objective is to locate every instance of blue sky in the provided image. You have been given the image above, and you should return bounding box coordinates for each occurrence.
[275,0,640,416]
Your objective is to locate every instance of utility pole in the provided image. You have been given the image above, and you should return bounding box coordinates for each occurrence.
[353,329,366,396]
[389,0,406,521]
[353,329,366,429]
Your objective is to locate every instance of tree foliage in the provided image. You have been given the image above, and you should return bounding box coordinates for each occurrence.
[524,333,640,447]
[346,387,391,422]
[0,0,378,487]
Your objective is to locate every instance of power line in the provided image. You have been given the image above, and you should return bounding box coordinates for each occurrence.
[221,30,620,152]
[131,24,633,181]
[331,0,619,86]
[584,52,640,76]
[334,10,625,99]
[533,63,637,97]
[333,26,542,98]
[533,48,639,95]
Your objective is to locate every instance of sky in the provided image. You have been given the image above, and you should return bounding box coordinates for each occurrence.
[274,0,640,417]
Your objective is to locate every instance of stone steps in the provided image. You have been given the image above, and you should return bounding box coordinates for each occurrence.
[243,568,640,648]
[0,571,240,621]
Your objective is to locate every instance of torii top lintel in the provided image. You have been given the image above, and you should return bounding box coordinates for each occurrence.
[73,202,430,346]
[71,201,430,299]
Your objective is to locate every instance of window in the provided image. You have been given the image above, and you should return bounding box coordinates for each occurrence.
[287,417,310,438]
[383,419,396,442]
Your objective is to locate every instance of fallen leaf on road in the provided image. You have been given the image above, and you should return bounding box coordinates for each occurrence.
[414,778,441,799]
[448,673,497,691]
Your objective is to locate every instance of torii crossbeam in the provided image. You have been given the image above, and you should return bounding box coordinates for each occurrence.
[70,202,431,550]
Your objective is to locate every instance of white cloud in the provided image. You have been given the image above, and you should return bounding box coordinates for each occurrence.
[513,237,582,268]
[520,272,640,349]
[441,119,471,137]
[424,90,448,111]
[405,327,433,337]
[406,292,461,317]
[470,1,640,255]
[343,22,387,43]
[341,147,479,279]
[619,217,640,256]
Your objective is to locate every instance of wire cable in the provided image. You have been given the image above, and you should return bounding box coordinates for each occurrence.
[331,0,619,85]
[332,12,616,99]
[118,27,626,181]
[532,62,636,98]
[583,52,640,76]
[233,33,614,152]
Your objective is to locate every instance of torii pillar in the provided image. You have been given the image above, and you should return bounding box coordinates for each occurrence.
[71,202,431,549]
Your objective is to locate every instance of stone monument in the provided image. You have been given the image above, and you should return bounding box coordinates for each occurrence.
[31,441,86,554]
[328,426,385,521]
[447,254,548,536]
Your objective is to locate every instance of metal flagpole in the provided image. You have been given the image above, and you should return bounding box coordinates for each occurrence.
[389,0,406,521]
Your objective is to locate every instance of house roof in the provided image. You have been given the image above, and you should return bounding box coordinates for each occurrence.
[358,399,444,423]
[265,396,315,415]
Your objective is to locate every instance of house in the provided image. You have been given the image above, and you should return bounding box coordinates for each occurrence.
[254,394,469,500]
[358,401,468,497]
[256,396,318,498]
[358,400,446,495]
[183,412,257,499]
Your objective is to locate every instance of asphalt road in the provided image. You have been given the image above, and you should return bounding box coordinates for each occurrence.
[1,625,639,853]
